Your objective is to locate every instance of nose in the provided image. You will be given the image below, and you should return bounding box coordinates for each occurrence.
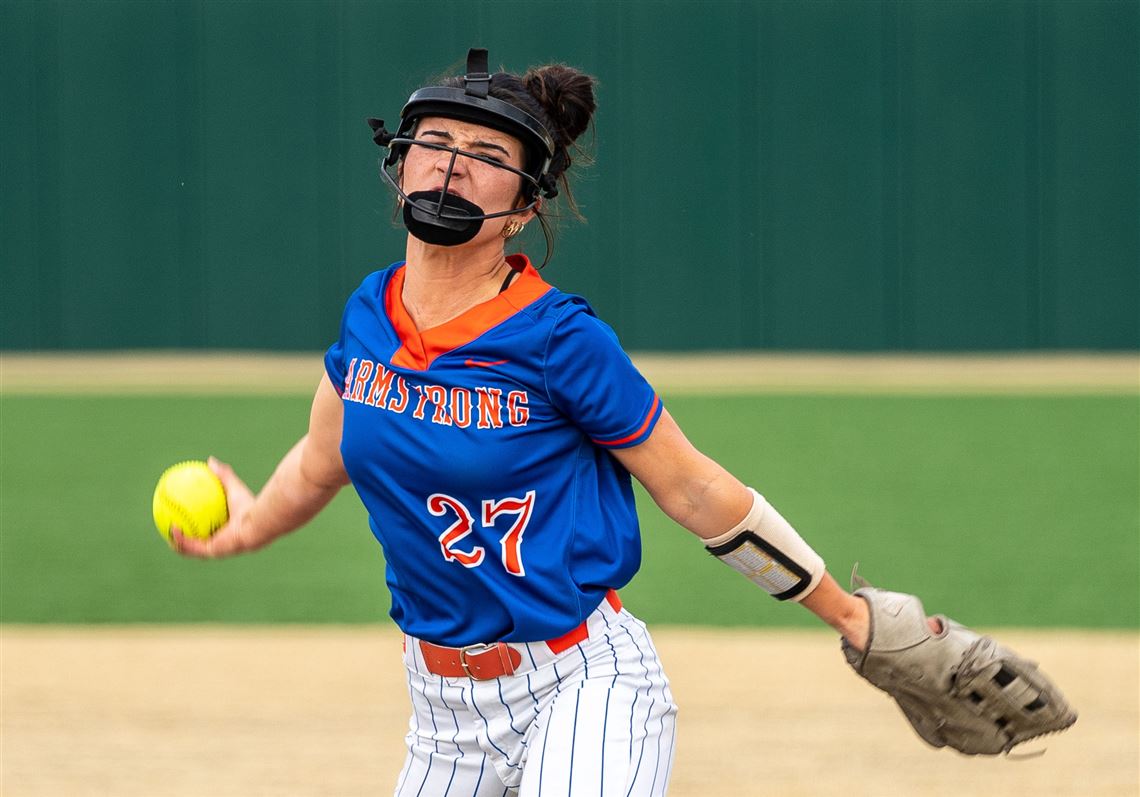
[434,146,468,179]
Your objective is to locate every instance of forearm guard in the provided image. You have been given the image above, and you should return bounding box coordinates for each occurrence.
[704,488,825,602]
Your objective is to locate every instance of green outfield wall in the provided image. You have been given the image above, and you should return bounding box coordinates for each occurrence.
[2,0,1137,351]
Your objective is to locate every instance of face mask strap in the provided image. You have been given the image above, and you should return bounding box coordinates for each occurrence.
[464,49,491,99]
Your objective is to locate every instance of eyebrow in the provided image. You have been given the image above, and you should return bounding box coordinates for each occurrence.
[419,129,512,157]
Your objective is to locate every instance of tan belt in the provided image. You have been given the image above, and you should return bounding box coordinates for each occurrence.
[417,589,622,680]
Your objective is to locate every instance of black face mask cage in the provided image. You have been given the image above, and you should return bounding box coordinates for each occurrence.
[366,47,561,224]
[375,137,545,225]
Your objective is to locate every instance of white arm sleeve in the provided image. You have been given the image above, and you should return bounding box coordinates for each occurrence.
[703,488,825,602]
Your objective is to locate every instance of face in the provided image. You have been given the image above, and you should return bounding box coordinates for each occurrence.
[399,116,535,237]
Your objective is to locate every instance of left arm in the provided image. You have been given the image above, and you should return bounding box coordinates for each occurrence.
[610,408,870,649]
[613,412,1079,756]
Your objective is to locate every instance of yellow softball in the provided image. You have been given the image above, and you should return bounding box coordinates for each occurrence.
[152,460,228,543]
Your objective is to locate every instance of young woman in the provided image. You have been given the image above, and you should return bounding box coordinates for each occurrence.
[173,49,877,796]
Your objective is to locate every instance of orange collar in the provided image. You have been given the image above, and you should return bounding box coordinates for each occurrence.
[386,254,552,371]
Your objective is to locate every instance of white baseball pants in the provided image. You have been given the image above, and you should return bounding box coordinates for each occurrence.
[395,599,678,796]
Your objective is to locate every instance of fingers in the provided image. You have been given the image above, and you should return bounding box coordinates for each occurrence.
[171,522,240,559]
[207,455,240,496]
[170,525,217,559]
[206,454,228,478]
[206,455,255,510]
[169,456,252,560]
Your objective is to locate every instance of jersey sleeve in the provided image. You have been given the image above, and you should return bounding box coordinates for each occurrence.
[324,268,389,397]
[544,303,663,449]
[324,310,349,397]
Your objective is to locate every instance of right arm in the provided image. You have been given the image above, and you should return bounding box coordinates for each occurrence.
[173,373,351,559]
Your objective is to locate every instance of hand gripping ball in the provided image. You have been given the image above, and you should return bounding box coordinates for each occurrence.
[152,460,228,542]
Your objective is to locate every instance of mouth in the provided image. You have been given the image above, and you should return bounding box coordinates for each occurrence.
[430,186,466,200]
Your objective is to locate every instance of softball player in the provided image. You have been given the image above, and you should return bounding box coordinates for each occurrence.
[174,49,880,795]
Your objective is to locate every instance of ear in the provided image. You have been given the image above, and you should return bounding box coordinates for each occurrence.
[514,193,541,224]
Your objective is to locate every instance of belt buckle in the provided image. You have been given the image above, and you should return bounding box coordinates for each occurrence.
[459,643,495,679]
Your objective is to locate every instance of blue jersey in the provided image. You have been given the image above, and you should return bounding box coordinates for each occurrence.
[325,255,662,646]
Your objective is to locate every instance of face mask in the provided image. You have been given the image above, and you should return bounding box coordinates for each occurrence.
[402,190,486,247]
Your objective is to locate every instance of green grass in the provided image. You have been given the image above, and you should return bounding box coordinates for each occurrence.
[631,394,1139,629]
[2,393,1136,628]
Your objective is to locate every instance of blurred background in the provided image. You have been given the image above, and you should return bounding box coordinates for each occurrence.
[2,0,1137,352]
[1,3,1137,794]
[1,0,1137,625]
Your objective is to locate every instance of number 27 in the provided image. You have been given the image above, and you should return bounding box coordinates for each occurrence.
[427,491,536,577]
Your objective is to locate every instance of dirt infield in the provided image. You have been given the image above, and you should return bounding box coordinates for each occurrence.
[2,351,1137,394]
[2,626,1135,796]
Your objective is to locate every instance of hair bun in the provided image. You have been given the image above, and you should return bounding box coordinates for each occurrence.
[523,65,597,146]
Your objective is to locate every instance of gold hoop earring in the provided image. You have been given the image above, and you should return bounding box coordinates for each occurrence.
[502,220,525,239]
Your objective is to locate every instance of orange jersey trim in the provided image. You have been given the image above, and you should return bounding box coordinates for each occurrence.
[591,395,661,447]
[386,254,552,371]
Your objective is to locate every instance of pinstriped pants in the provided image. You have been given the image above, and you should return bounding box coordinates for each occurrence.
[395,601,678,796]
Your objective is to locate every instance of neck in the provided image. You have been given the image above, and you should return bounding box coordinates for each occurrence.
[401,236,515,330]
